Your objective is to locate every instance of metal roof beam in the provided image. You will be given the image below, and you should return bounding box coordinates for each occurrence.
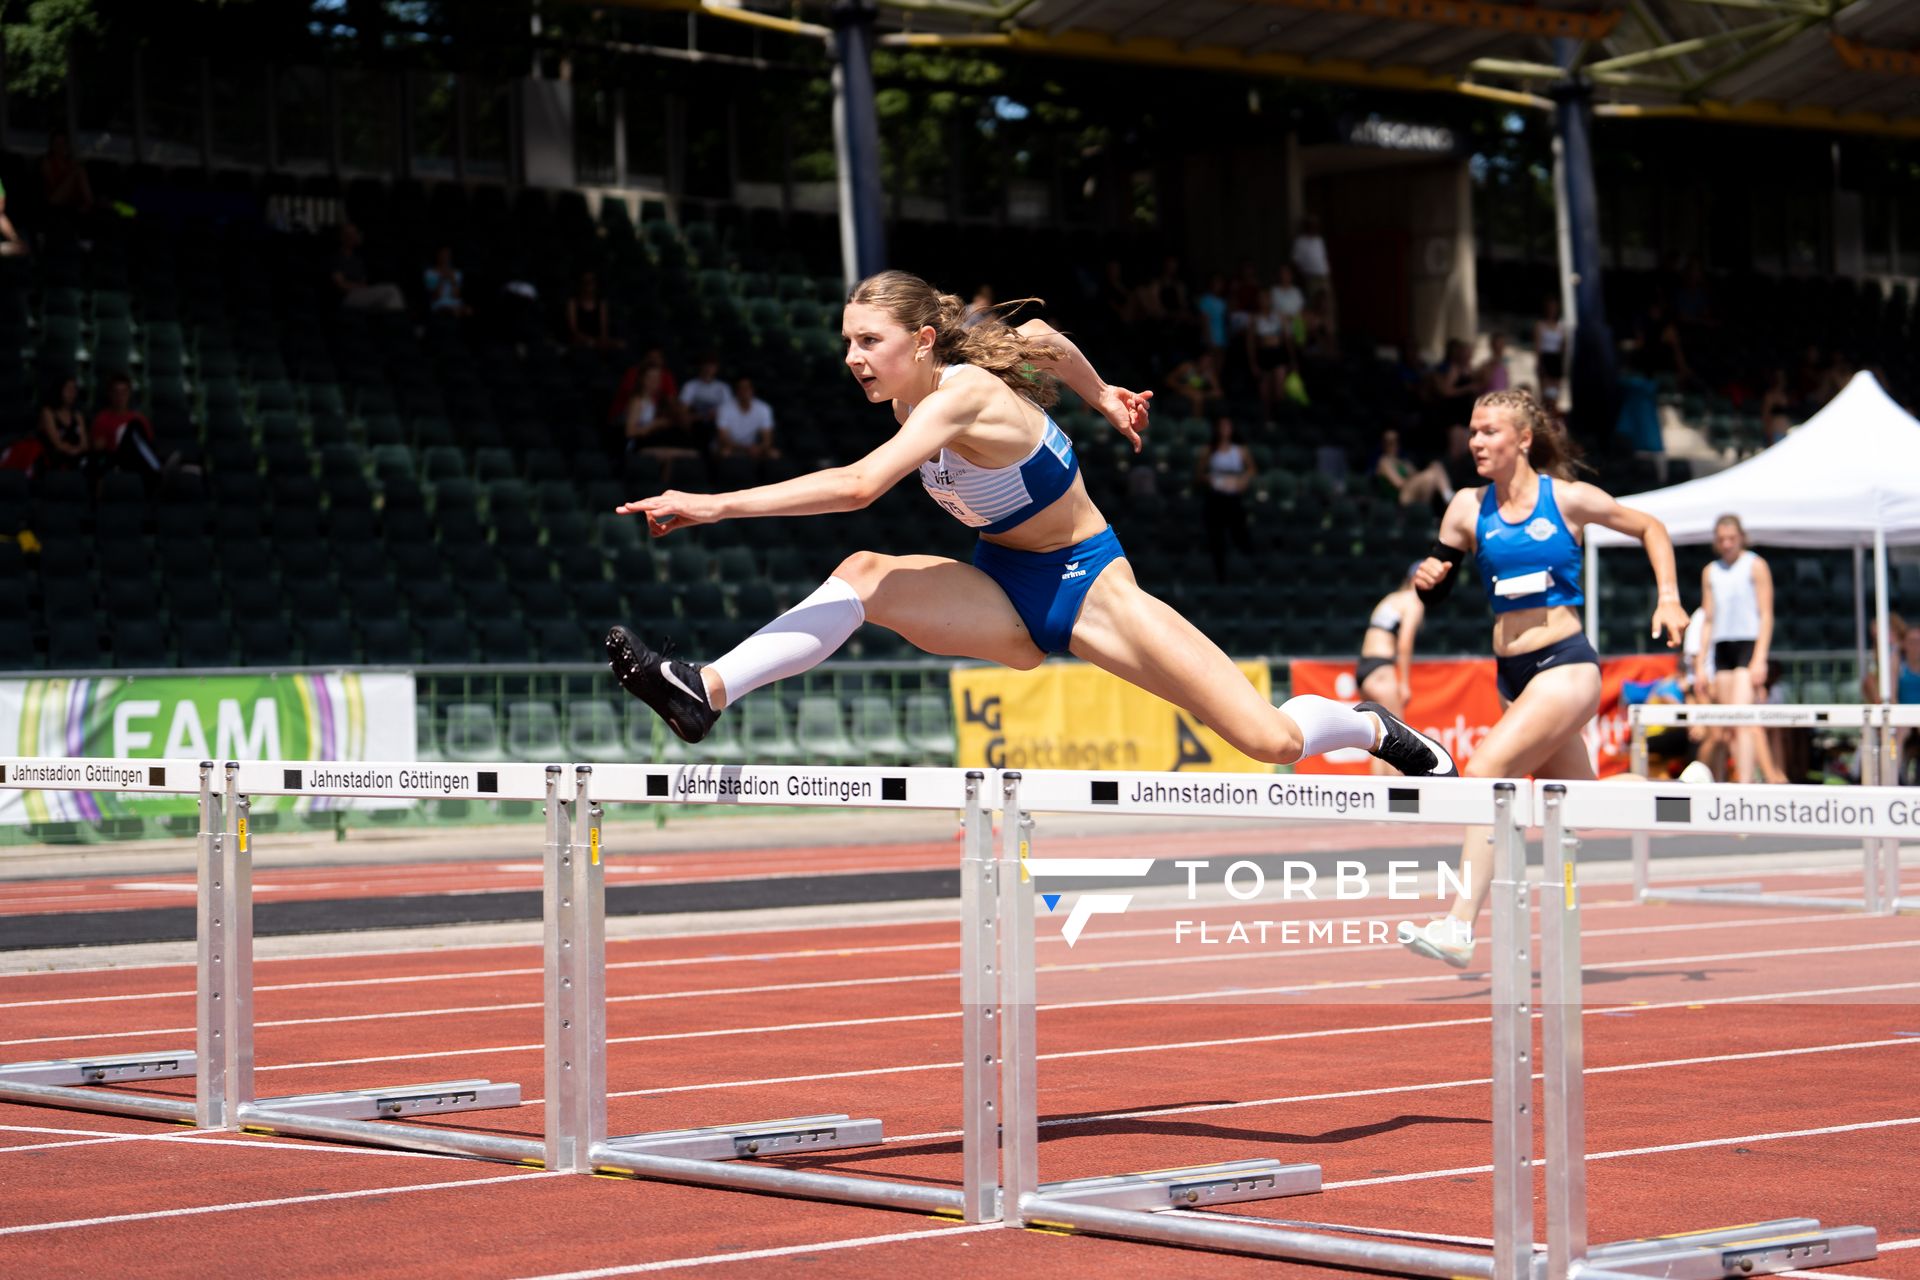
[1683,8,1827,95]
[1832,35,1920,78]
[1677,0,1826,15]
[1241,0,1618,42]
[1584,13,1799,75]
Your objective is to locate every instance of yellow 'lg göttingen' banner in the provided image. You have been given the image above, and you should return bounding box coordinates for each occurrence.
[950,659,1273,773]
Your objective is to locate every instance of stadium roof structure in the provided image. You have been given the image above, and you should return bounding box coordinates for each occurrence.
[621,0,1920,138]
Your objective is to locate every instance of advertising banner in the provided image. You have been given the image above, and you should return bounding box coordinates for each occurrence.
[0,672,417,823]
[951,658,1273,773]
[1289,653,1678,777]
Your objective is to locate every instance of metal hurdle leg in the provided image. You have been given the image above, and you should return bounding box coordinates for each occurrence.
[1539,784,1878,1280]
[1007,774,1522,1279]
[585,770,989,1218]
[0,761,214,1125]
[232,766,545,1164]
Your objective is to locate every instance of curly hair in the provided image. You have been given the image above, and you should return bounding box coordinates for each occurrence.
[1474,387,1585,482]
[847,270,1064,409]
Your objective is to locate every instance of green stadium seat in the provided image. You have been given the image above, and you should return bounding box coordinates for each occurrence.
[110,617,171,668]
[795,694,862,764]
[415,616,474,662]
[175,619,232,667]
[566,699,628,763]
[903,693,957,762]
[442,702,508,762]
[0,618,42,671]
[505,700,565,760]
[850,694,912,764]
[738,697,805,763]
[359,619,414,664]
[239,619,298,667]
[302,619,358,666]
[47,621,106,670]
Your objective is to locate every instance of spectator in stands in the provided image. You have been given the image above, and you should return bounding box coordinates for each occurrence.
[1099,259,1135,326]
[1760,367,1794,446]
[566,270,621,349]
[624,363,700,482]
[1898,623,1920,784]
[1478,332,1512,392]
[1635,298,1690,385]
[38,130,94,234]
[1373,428,1453,511]
[0,178,27,257]
[1296,289,1338,366]
[1534,296,1567,407]
[35,375,91,473]
[1615,350,1667,482]
[1244,288,1293,419]
[423,246,470,318]
[714,376,778,465]
[90,371,164,484]
[1226,260,1262,337]
[679,352,731,428]
[1672,260,1716,331]
[330,222,405,312]
[1196,417,1255,582]
[1429,339,1480,429]
[1164,349,1222,419]
[1290,214,1331,302]
[1195,273,1228,351]
[1269,263,1305,324]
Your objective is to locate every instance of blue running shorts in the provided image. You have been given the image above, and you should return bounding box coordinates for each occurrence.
[971,525,1126,656]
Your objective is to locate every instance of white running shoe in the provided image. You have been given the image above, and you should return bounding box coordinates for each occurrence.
[1397,917,1475,969]
[1678,761,1714,784]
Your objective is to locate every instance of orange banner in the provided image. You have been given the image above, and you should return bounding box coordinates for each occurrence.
[1290,653,1678,777]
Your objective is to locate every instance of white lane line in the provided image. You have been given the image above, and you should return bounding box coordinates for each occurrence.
[877,1036,1920,1145]
[0,1128,459,1160]
[9,924,1913,1051]
[1322,1115,1920,1189]
[0,1169,563,1236]
[510,1223,1004,1279]
[0,1120,159,1138]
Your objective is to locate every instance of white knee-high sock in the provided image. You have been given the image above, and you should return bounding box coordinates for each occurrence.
[1279,694,1379,757]
[707,577,866,706]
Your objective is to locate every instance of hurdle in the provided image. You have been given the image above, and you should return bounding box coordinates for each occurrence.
[1627,703,1912,913]
[208,759,571,1163]
[998,770,1537,1280]
[570,763,1005,1219]
[0,758,215,1123]
[1539,779,1884,1278]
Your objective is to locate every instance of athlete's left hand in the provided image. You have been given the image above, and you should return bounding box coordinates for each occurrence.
[1747,658,1769,690]
[1650,599,1688,648]
[1095,385,1151,452]
[618,490,720,536]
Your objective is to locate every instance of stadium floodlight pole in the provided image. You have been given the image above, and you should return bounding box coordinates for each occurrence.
[830,0,888,286]
[1548,42,1617,439]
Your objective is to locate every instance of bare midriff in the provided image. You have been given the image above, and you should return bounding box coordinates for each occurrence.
[1492,603,1585,659]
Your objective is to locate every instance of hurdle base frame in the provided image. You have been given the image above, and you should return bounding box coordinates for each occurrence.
[597,1114,883,1161]
[1032,1158,1323,1212]
[1541,783,1879,1280]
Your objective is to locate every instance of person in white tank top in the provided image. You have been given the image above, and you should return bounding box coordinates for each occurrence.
[1698,513,1783,783]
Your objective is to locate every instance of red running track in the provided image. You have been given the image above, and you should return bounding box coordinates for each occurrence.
[1,873,1917,1279]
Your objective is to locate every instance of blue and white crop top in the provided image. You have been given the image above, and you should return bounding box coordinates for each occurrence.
[1474,476,1585,614]
[916,366,1080,535]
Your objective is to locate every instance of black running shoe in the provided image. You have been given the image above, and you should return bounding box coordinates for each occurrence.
[605,626,718,744]
[1357,701,1458,778]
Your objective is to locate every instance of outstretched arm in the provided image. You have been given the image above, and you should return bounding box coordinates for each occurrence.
[1563,481,1688,647]
[620,381,980,535]
[1016,318,1150,452]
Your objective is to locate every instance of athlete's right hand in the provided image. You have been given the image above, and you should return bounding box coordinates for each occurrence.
[1094,384,1151,452]
[618,490,719,537]
[1412,557,1452,591]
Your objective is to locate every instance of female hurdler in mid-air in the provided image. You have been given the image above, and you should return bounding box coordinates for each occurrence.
[606,270,1456,779]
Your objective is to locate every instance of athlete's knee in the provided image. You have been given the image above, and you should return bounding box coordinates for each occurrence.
[831,549,888,597]
[1245,716,1305,765]
[1462,752,1504,779]
[1004,645,1045,672]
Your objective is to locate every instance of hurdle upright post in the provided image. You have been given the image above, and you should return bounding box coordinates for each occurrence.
[958,769,1002,1223]
[1627,707,1649,902]
[1488,781,1534,1280]
[1538,784,1585,1280]
[996,771,1039,1218]
[194,760,228,1129]
[543,764,583,1172]
[220,764,258,1126]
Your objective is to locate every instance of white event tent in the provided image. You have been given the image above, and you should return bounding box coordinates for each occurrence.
[1586,371,1920,694]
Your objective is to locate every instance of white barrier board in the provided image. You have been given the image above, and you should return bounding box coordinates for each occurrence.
[0,757,207,794]
[587,763,977,810]
[229,759,559,802]
[1009,770,1526,826]
[1546,779,1920,838]
[1633,704,1870,729]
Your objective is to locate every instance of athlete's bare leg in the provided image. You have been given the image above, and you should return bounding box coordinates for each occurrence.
[1712,667,1759,782]
[1065,559,1309,763]
[1444,663,1602,925]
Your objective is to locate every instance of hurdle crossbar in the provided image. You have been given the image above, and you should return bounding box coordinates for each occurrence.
[209,759,564,1165]
[1627,704,1914,914]
[1538,780,1881,1280]
[0,758,214,1124]
[576,763,1002,1219]
[1000,769,1536,1280]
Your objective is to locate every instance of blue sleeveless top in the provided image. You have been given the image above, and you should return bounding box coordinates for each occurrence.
[1474,476,1585,614]
[916,366,1080,535]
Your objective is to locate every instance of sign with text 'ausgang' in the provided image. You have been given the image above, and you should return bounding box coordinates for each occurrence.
[1549,780,1920,837]
[588,764,976,810]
